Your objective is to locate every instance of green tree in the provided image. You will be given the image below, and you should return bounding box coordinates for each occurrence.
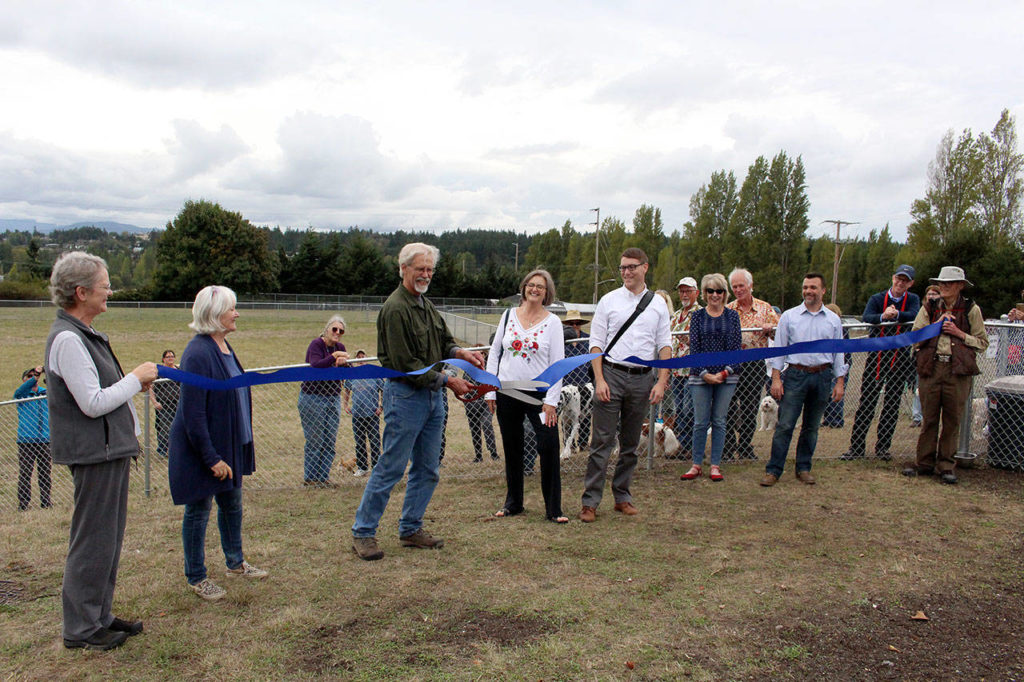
[977,109,1024,243]
[681,170,738,280]
[629,204,665,269]
[907,129,982,253]
[154,199,278,300]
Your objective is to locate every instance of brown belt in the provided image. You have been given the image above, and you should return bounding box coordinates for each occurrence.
[789,363,830,373]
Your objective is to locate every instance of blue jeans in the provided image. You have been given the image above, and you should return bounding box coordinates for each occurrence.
[182,487,244,585]
[352,381,445,538]
[767,368,833,477]
[690,381,737,467]
[298,391,341,482]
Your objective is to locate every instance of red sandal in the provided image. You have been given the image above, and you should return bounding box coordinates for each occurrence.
[680,465,701,480]
[710,465,724,482]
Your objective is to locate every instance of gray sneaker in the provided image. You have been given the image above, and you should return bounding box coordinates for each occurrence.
[399,528,445,550]
[225,560,268,579]
[190,579,226,601]
[352,536,384,561]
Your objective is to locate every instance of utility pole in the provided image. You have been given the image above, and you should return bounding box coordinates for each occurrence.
[591,207,600,304]
[821,219,859,305]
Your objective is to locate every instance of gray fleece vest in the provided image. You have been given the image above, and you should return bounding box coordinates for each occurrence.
[44,309,139,465]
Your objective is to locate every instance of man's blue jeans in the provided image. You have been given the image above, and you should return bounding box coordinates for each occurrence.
[690,381,737,467]
[767,368,833,477]
[298,392,341,482]
[182,487,244,585]
[352,381,445,538]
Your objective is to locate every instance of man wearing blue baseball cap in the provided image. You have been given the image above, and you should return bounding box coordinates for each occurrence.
[841,264,920,461]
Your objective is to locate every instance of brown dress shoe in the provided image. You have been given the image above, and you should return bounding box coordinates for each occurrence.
[760,473,778,487]
[578,506,597,523]
[795,470,816,485]
[613,501,638,515]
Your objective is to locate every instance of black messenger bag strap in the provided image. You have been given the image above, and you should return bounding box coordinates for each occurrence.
[603,290,655,357]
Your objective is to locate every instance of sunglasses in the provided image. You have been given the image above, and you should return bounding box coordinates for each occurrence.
[330,327,345,334]
[705,288,726,295]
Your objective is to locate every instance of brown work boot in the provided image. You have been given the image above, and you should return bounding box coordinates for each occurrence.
[795,470,816,485]
[352,536,384,561]
[760,473,778,487]
[399,528,445,549]
[613,501,638,516]
[578,506,596,523]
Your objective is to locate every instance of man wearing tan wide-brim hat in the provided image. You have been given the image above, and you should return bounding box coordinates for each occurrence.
[905,266,988,484]
[561,309,592,453]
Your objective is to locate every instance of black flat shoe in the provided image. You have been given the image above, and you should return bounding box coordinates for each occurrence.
[64,627,129,651]
[109,617,143,636]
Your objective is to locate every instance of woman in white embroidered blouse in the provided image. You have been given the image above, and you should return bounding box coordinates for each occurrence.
[486,269,567,523]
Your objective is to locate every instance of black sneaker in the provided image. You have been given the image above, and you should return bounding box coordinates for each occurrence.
[108,617,143,636]
[875,451,892,462]
[940,473,958,485]
[64,627,129,650]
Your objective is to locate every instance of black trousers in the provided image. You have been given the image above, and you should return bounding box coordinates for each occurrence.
[464,399,498,460]
[849,352,914,457]
[352,415,381,471]
[495,392,562,519]
[725,363,763,460]
[18,442,52,510]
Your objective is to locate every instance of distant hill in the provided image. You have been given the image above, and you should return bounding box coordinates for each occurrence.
[0,219,153,234]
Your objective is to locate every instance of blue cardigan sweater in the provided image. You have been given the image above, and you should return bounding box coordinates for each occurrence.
[168,334,255,505]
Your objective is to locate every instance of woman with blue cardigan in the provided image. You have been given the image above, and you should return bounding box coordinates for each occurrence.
[680,273,742,482]
[169,285,267,602]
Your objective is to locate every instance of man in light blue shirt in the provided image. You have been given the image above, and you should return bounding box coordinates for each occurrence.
[761,273,847,486]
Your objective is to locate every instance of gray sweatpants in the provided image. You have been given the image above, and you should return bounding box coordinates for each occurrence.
[62,457,131,640]
[581,366,655,509]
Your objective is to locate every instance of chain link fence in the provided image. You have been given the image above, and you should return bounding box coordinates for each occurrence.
[2,321,1022,515]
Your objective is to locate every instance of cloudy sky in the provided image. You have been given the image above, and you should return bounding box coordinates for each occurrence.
[1,1,1021,241]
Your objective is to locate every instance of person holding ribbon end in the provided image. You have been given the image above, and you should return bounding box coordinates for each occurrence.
[351,243,485,560]
[905,266,988,484]
[761,273,847,487]
[579,247,672,522]
[169,285,267,602]
[486,269,567,523]
[45,252,158,650]
[680,273,742,482]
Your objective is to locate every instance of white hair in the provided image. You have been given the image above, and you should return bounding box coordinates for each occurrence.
[397,242,440,275]
[728,267,753,289]
[321,314,346,340]
[189,285,238,335]
[49,252,108,309]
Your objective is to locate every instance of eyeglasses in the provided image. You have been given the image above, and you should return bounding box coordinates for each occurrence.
[618,263,645,273]
[525,283,547,291]
[331,327,345,334]
[705,288,726,295]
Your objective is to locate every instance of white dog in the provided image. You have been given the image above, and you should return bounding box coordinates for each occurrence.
[971,397,989,440]
[558,383,593,459]
[758,395,779,431]
[638,421,681,459]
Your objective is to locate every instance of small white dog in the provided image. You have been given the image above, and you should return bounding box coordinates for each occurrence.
[971,397,989,440]
[758,395,779,431]
[638,421,681,459]
[559,385,582,460]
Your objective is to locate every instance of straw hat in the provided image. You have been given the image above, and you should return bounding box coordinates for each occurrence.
[563,309,587,324]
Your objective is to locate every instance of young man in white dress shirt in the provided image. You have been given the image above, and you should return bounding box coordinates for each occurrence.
[579,248,672,522]
[761,273,847,487]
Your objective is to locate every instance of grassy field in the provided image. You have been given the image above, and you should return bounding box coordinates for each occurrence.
[2,305,1024,680]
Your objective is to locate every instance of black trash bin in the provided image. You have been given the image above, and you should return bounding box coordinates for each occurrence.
[984,375,1024,472]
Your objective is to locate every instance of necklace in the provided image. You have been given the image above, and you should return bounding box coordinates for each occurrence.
[518,305,546,329]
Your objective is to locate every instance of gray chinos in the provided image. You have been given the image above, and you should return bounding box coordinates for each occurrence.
[62,457,131,640]
[582,366,655,508]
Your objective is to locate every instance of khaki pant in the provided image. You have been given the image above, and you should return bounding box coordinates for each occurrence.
[915,362,971,474]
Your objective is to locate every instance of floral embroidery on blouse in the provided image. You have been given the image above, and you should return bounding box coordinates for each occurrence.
[508,320,545,362]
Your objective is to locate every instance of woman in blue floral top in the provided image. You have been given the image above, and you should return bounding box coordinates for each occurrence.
[681,273,742,482]
[485,269,566,522]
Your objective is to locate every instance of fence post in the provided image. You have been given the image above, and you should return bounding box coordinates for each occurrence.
[646,402,655,470]
[143,391,151,498]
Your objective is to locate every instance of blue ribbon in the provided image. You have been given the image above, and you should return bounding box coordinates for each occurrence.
[159,321,943,391]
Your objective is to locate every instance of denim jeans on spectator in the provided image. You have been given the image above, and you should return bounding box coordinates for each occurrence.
[690,381,737,467]
[182,487,244,585]
[352,381,445,538]
[767,368,833,477]
[298,391,341,482]
[670,376,694,453]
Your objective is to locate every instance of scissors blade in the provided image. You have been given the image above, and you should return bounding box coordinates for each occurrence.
[501,380,549,390]
[497,389,543,405]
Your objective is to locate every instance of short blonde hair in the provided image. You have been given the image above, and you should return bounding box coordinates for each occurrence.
[701,273,730,304]
[321,314,346,341]
[49,252,107,309]
[397,243,440,276]
[189,285,238,335]
[519,269,556,306]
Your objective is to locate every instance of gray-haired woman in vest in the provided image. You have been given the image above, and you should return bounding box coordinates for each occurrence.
[45,252,158,651]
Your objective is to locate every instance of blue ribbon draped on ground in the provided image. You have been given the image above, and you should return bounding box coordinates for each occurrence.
[159,320,943,391]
